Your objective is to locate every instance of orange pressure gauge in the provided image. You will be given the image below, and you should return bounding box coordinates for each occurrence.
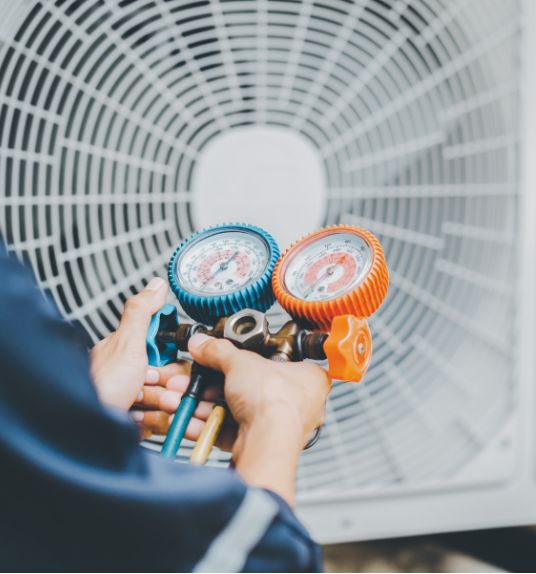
[273,225,389,331]
[273,225,388,381]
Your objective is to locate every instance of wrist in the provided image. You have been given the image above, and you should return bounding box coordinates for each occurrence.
[232,404,304,507]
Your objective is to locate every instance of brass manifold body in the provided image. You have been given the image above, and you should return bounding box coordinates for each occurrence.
[156,308,328,364]
[152,307,372,461]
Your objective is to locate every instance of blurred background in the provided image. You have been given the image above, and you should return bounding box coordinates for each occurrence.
[0,0,535,571]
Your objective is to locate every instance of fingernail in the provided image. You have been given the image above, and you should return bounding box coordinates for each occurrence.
[146,277,166,291]
[136,390,144,402]
[131,410,144,422]
[189,333,211,350]
[146,368,160,383]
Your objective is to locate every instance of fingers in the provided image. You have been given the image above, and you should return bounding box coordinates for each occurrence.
[157,384,220,412]
[135,386,216,417]
[188,334,240,373]
[137,413,237,452]
[117,278,168,346]
[166,374,191,392]
[144,368,161,385]
[144,361,191,387]
[136,385,181,412]
[135,377,220,411]
[132,406,219,435]
[165,376,221,402]
[132,410,169,434]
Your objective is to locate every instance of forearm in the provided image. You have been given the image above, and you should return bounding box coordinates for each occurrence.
[233,407,303,507]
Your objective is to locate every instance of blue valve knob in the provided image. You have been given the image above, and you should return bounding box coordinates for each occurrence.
[168,223,280,324]
[146,304,179,367]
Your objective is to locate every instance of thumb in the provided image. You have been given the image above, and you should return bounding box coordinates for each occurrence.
[118,277,168,342]
[188,334,239,374]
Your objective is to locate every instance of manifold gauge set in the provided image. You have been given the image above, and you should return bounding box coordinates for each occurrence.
[145,223,389,464]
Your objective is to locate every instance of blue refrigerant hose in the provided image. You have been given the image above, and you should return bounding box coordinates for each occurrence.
[161,363,223,459]
[161,397,198,458]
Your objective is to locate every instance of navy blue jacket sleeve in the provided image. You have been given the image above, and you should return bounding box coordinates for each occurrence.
[0,241,322,572]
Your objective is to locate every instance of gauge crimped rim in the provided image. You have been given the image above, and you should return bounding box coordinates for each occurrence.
[168,222,280,324]
[272,225,389,330]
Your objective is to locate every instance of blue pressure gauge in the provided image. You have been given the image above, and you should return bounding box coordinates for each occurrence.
[168,223,280,324]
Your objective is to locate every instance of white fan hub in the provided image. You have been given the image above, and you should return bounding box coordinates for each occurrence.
[192,126,326,248]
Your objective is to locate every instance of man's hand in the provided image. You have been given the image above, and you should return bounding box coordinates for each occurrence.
[90,278,220,442]
[90,277,169,410]
[91,280,331,503]
[129,361,230,444]
[188,333,331,505]
[90,279,228,443]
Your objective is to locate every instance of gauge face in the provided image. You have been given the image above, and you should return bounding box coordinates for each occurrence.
[283,231,373,302]
[175,230,269,296]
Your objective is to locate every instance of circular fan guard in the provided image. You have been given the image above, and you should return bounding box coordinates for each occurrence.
[0,0,519,500]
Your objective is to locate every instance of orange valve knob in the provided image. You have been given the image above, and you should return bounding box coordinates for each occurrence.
[273,225,389,330]
[324,315,372,382]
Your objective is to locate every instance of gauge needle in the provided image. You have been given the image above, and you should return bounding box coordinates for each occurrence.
[202,250,239,286]
[303,254,347,299]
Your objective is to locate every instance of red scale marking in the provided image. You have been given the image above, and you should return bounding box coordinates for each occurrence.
[197,249,251,283]
[197,250,232,282]
[234,253,251,277]
[304,252,357,293]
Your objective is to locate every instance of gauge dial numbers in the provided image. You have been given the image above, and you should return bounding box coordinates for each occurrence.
[168,224,280,325]
[175,230,268,296]
[283,232,373,302]
[273,225,389,330]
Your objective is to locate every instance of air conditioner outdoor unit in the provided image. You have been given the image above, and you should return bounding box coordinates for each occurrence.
[1,0,535,544]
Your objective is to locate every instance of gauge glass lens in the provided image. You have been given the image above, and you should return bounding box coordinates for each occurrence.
[283,232,373,301]
[176,230,269,295]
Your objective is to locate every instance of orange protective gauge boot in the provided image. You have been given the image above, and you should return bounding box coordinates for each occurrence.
[272,224,388,331]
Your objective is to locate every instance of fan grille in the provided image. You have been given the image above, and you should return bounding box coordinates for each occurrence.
[0,0,520,499]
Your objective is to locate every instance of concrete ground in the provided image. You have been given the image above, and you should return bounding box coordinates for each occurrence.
[323,539,503,573]
[323,526,536,572]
